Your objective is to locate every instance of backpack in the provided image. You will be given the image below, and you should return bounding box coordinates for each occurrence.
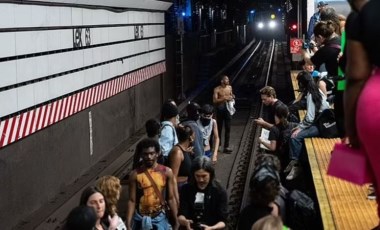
[314,109,339,138]
[286,190,317,230]
[159,123,176,165]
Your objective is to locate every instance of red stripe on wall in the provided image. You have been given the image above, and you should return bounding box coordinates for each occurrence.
[0,61,166,149]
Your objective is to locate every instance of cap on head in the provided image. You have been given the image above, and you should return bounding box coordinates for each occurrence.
[317,1,328,7]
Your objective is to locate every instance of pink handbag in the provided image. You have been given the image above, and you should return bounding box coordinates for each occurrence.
[327,143,372,185]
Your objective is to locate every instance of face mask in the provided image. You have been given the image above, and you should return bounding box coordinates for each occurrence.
[200,117,211,126]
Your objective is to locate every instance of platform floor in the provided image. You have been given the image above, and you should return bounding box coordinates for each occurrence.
[290,71,378,230]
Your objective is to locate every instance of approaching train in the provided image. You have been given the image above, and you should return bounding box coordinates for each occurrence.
[250,8,285,40]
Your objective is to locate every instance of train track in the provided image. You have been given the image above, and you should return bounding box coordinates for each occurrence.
[16,39,289,230]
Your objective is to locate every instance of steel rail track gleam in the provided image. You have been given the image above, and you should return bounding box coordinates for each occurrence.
[226,40,276,229]
[22,39,274,230]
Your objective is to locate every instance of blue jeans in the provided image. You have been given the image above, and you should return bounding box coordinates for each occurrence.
[289,126,319,161]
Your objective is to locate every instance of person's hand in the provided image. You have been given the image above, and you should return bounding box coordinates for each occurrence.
[259,137,264,143]
[212,154,217,165]
[254,118,265,126]
[186,146,194,153]
[291,127,301,138]
[200,224,213,230]
[224,95,233,101]
[184,219,193,230]
[172,220,180,230]
[108,215,119,230]
[347,134,361,149]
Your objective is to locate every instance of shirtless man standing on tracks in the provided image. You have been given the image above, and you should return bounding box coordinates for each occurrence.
[213,75,235,153]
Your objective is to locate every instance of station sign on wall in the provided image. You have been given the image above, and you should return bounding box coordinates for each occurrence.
[290,38,302,54]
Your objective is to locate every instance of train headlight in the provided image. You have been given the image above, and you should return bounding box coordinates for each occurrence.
[257,22,264,29]
[268,21,276,29]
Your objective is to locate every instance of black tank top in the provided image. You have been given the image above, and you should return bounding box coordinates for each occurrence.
[175,145,192,177]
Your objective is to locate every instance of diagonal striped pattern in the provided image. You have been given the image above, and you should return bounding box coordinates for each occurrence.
[0,61,166,149]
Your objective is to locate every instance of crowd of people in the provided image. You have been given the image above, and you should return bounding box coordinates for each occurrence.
[63,0,380,228]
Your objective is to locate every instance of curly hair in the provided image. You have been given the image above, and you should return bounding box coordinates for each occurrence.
[96,176,121,216]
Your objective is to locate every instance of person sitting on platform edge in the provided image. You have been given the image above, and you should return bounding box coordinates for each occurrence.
[213,75,234,153]
[285,71,329,181]
[178,156,228,230]
[238,163,281,230]
[126,138,179,230]
[259,103,297,171]
[255,86,286,129]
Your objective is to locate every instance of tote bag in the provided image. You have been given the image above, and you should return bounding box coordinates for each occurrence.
[327,143,372,185]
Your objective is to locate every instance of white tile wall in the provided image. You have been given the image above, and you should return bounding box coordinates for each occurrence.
[14,5,32,28]
[0,89,17,117]
[32,31,49,54]
[149,37,165,50]
[0,32,16,58]
[47,30,63,51]
[46,7,61,27]
[83,49,93,66]
[61,30,73,48]
[34,81,49,105]
[71,8,83,26]
[60,7,72,26]
[82,8,93,26]
[17,84,34,112]
[2,4,164,29]
[0,61,17,88]
[108,11,128,24]
[0,4,167,117]
[2,24,163,58]
[92,9,109,25]
[0,4,15,28]
[31,5,47,27]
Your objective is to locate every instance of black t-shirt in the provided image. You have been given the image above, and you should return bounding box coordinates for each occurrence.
[311,36,341,76]
[178,182,228,226]
[263,100,285,125]
[237,203,273,230]
[268,122,298,154]
[360,1,380,67]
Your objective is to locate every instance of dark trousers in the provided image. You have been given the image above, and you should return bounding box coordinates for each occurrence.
[216,105,232,148]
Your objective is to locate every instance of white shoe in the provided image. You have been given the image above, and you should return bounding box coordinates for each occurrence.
[286,166,300,180]
[284,160,298,173]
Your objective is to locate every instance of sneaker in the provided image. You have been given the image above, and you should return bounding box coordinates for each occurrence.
[223,147,233,153]
[286,166,300,180]
[368,191,376,200]
[284,160,298,173]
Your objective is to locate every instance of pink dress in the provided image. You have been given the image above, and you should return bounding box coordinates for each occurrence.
[356,68,380,216]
